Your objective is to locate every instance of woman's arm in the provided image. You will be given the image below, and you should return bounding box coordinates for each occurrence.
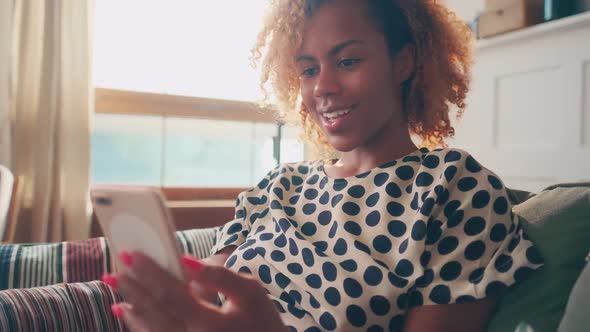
[403,296,498,332]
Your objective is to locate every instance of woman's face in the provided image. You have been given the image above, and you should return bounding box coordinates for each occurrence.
[297,0,410,152]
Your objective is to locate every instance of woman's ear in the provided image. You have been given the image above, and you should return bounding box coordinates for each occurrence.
[392,44,416,84]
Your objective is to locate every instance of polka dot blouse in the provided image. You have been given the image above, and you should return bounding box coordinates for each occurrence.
[211,148,544,331]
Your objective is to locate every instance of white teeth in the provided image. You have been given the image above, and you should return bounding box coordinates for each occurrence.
[323,108,352,119]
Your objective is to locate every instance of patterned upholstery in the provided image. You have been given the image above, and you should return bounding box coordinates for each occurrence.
[0,228,217,331]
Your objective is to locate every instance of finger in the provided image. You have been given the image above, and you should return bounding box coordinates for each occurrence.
[112,303,152,332]
[182,255,266,305]
[117,273,185,332]
[126,252,185,298]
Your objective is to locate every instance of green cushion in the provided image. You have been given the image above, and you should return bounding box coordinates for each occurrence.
[487,183,590,332]
[558,261,590,332]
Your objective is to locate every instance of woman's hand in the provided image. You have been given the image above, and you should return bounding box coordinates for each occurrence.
[102,252,289,332]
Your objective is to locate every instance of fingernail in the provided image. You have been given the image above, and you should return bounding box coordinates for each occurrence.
[182,255,204,272]
[111,304,124,319]
[101,274,118,289]
[119,251,133,267]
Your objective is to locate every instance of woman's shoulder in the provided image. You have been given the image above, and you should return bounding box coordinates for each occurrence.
[242,160,323,195]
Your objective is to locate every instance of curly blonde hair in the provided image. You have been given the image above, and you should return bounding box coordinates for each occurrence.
[251,0,474,154]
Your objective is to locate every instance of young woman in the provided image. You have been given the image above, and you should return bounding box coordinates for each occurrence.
[103,1,544,331]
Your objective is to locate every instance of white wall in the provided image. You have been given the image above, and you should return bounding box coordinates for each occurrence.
[444,0,485,22]
[0,0,12,168]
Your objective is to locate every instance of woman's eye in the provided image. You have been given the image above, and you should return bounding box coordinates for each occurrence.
[338,58,360,69]
[301,67,318,78]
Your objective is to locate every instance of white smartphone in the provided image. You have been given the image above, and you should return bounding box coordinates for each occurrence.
[91,185,185,281]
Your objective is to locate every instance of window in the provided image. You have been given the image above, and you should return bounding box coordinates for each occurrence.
[92,1,305,187]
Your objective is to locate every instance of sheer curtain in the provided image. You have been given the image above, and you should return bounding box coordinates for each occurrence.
[9,0,94,242]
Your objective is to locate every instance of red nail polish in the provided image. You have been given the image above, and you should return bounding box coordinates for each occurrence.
[182,255,204,272]
[119,252,133,267]
[111,304,124,319]
[101,274,118,289]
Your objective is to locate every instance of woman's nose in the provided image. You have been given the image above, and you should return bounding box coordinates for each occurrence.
[314,68,341,98]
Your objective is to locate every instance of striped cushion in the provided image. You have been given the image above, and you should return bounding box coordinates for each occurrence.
[0,281,127,332]
[0,228,216,290]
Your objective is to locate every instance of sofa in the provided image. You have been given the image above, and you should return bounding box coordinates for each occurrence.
[0,183,588,332]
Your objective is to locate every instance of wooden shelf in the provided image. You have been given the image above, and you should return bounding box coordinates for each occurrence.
[477,11,590,51]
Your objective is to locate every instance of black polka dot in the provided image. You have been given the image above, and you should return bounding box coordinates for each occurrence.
[370,295,391,316]
[289,238,299,256]
[318,211,332,226]
[422,155,440,169]
[344,221,362,236]
[355,241,372,255]
[366,211,381,227]
[388,220,407,238]
[313,241,328,253]
[425,219,443,245]
[274,234,287,247]
[429,285,451,304]
[333,238,348,255]
[273,187,284,200]
[348,185,365,198]
[284,206,296,216]
[302,248,314,267]
[225,254,237,268]
[440,261,462,281]
[438,236,459,255]
[274,300,286,314]
[342,202,360,216]
[444,150,462,163]
[408,290,424,307]
[396,293,408,310]
[495,254,513,273]
[258,178,269,189]
[508,235,520,252]
[447,209,464,228]
[444,200,461,218]
[305,274,322,289]
[420,251,432,267]
[280,178,291,191]
[395,259,414,277]
[255,247,266,257]
[366,192,380,207]
[465,155,482,173]
[319,191,330,205]
[386,183,402,198]
[271,200,283,210]
[444,166,458,182]
[333,180,348,191]
[295,186,303,193]
[490,223,507,242]
[411,221,427,241]
[270,250,285,262]
[464,240,486,261]
[308,294,320,309]
[406,184,413,194]
[301,222,317,237]
[456,295,476,303]
[328,221,338,239]
[367,325,384,332]
[415,172,434,187]
[514,267,535,283]
[292,175,304,186]
[364,266,384,286]
[242,248,257,261]
[458,177,478,192]
[306,174,319,185]
[289,195,300,205]
[389,315,405,331]
[526,246,543,265]
[415,269,434,288]
[468,266,485,283]
[356,171,371,179]
[343,278,363,298]
[297,165,309,174]
[331,194,343,207]
[304,327,322,332]
[494,197,509,215]
[304,188,318,200]
[322,262,337,282]
[302,203,317,215]
[404,155,421,163]
[259,265,272,284]
[472,190,491,209]
[488,175,503,189]
[398,238,409,254]
[395,165,415,180]
[485,281,507,297]
[374,172,390,186]
[373,235,392,253]
[420,197,436,216]
[340,259,358,272]
[464,216,486,236]
[259,232,273,241]
[319,312,337,331]
[388,271,409,288]
[319,176,329,190]
[410,193,419,211]
[346,305,367,327]
[387,201,405,217]
[324,287,341,306]
[287,263,303,275]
